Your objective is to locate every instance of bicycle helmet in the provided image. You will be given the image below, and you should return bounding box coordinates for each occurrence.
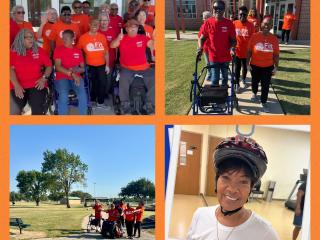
[214,135,268,183]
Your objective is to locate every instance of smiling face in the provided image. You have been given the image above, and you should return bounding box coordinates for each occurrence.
[72,2,83,14]
[61,10,71,24]
[261,17,273,34]
[13,6,25,23]
[23,31,34,49]
[212,1,225,20]
[89,19,99,34]
[217,168,251,211]
[137,10,147,25]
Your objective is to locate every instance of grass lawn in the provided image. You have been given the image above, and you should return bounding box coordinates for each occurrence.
[272,48,310,115]
[10,202,155,238]
[10,202,89,237]
[165,38,310,115]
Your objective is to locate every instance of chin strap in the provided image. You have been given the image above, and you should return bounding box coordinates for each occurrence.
[220,206,243,216]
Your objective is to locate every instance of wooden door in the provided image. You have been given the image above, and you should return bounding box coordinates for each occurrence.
[174,131,202,195]
[205,136,223,196]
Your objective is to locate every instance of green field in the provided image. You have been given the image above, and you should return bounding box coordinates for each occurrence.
[165,38,310,115]
[10,202,155,238]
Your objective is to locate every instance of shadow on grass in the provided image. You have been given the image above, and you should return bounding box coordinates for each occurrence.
[280,57,310,63]
[277,99,310,115]
[272,78,310,89]
[280,50,295,54]
[278,66,310,73]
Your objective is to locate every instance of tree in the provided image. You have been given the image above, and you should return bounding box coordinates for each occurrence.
[70,190,92,202]
[16,170,49,206]
[119,178,155,199]
[42,148,88,208]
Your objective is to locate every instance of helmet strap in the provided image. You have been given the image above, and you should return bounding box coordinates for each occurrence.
[220,206,243,216]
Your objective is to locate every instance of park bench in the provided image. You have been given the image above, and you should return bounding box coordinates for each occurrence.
[10,217,30,234]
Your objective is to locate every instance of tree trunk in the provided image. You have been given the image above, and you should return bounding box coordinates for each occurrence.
[66,193,71,208]
[36,199,40,206]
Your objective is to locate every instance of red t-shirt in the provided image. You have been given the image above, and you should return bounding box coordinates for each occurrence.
[10,47,52,89]
[142,5,155,26]
[48,20,80,47]
[93,204,103,219]
[109,14,124,35]
[99,28,118,68]
[135,206,144,222]
[233,20,255,58]
[107,209,119,221]
[119,34,150,71]
[144,24,154,39]
[124,207,135,221]
[202,17,236,62]
[248,32,280,67]
[282,13,296,30]
[71,14,90,35]
[53,45,84,81]
[10,18,20,45]
[198,23,210,53]
[17,21,37,39]
[247,16,260,33]
[41,22,55,55]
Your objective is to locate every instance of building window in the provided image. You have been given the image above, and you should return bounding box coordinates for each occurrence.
[177,0,196,19]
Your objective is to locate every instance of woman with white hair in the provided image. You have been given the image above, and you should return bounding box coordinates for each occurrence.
[10,29,52,115]
[11,5,35,35]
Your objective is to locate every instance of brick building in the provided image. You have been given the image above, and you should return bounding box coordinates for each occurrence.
[165,0,310,40]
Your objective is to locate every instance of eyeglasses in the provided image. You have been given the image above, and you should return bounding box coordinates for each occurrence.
[74,6,82,9]
[24,36,33,39]
[62,13,71,16]
[111,8,118,10]
[16,11,25,15]
[239,13,248,16]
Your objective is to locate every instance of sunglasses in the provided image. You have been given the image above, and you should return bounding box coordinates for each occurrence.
[239,13,248,16]
[62,13,71,16]
[74,6,82,9]
[16,11,25,15]
[213,6,224,11]
[111,8,118,10]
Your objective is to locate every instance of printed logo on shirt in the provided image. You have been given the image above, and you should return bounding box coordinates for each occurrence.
[72,20,81,24]
[86,42,105,51]
[254,42,274,53]
[45,29,51,37]
[221,26,228,33]
[106,36,113,42]
[236,28,249,37]
[136,41,143,48]
[32,53,40,59]
[73,53,80,59]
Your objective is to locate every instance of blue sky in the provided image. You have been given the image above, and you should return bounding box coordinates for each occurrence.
[10,125,155,197]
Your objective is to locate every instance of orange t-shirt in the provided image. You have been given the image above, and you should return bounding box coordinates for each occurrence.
[143,5,155,26]
[248,32,279,67]
[247,16,260,33]
[233,20,254,58]
[135,206,144,222]
[282,13,296,30]
[71,14,90,35]
[77,32,109,66]
[48,20,80,47]
[144,24,154,39]
[41,22,55,55]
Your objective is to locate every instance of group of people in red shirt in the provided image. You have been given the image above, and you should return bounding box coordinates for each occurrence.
[10,0,155,115]
[93,199,145,239]
[197,0,291,113]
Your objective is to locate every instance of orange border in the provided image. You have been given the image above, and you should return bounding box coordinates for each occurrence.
[1,0,318,239]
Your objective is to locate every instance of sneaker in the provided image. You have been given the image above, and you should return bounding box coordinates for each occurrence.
[96,103,111,111]
[285,42,288,45]
[251,94,258,102]
[261,103,270,113]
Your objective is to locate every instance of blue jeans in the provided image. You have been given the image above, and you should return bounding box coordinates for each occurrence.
[204,52,211,79]
[54,79,88,115]
[209,61,229,86]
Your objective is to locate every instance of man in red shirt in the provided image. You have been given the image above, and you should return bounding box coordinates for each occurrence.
[109,3,124,35]
[71,0,90,35]
[110,19,155,114]
[233,6,254,92]
[282,8,296,44]
[124,203,135,239]
[37,8,58,56]
[92,200,103,227]
[134,201,144,238]
[198,0,236,86]
[82,1,92,18]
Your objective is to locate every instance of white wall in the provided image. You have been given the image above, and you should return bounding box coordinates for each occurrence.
[181,125,310,200]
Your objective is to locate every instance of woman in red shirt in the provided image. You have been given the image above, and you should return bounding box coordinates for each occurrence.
[124,203,135,239]
[54,29,87,115]
[10,29,52,115]
[247,8,261,33]
[110,19,154,114]
[246,17,279,113]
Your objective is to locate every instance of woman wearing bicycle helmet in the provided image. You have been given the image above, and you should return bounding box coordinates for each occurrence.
[187,135,279,240]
